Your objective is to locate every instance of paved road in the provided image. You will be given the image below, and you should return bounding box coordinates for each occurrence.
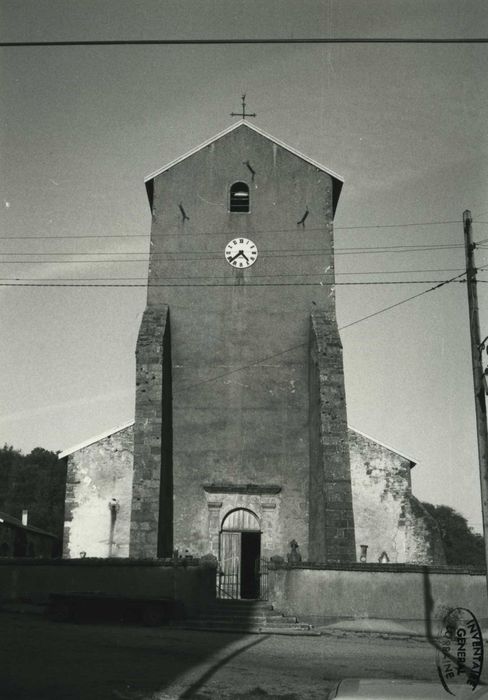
[0,612,485,699]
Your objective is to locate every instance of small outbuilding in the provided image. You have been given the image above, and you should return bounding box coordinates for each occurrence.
[0,510,59,559]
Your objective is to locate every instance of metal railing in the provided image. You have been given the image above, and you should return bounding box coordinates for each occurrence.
[217,568,240,599]
[259,557,269,600]
[216,557,269,600]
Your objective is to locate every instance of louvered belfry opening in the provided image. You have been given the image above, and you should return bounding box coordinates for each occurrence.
[229,182,250,212]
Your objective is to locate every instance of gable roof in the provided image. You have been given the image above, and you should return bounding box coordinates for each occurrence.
[348,426,417,467]
[59,420,416,467]
[58,420,134,459]
[144,120,344,215]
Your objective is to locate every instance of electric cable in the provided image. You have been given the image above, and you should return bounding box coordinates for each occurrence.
[175,271,467,392]
[0,279,467,288]
[0,219,464,241]
[0,245,465,265]
[339,272,466,330]
[0,242,464,255]
[1,38,487,46]
[0,267,466,282]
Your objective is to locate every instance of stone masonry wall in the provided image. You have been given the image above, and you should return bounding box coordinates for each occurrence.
[130,305,173,558]
[268,563,486,626]
[63,425,134,558]
[309,309,356,562]
[348,429,445,564]
[62,423,444,565]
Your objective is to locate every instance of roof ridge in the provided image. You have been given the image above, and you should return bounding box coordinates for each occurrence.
[144,120,344,184]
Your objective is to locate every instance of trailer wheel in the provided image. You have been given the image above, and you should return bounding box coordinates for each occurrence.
[48,600,74,623]
[141,603,167,627]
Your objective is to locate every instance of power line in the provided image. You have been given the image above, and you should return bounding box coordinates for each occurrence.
[340,267,465,275]
[177,343,309,393]
[0,243,463,254]
[0,267,466,282]
[0,244,464,257]
[0,259,149,265]
[0,242,464,253]
[0,245,464,265]
[1,38,487,47]
[0,220,464,241]
[177,343,336,394]
[176,272,466,392]
[0,270,465,396]
[0,279,467,288]
[337,220,462,230]
[1,241,465,253]
[0,253,462,264]
[339,271,467,330]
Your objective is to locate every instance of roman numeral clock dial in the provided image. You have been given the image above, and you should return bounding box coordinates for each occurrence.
[225,238,258,268]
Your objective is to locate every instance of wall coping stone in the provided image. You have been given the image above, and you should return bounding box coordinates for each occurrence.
[0,557,216,568]
[269,561,486,576]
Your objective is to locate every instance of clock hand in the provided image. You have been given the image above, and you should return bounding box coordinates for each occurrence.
[229,250,248,262]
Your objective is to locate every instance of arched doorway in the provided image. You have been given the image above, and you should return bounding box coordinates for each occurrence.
[219,508,261,599]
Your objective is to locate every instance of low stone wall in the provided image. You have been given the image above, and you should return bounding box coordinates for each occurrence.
[268,563,488,627]
[0,558,216,616]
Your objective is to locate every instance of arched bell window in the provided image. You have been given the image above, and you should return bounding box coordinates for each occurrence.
[229,182,250,213]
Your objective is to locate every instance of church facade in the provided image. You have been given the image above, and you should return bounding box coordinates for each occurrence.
[60,122,445,580]
[61,421,444,567]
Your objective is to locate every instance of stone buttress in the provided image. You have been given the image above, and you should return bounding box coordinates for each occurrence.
[309,308,356,562]
[130,305,173,558]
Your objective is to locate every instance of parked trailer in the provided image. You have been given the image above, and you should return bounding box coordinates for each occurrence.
[47,591,184,626]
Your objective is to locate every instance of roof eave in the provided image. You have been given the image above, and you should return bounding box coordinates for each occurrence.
[348,425,417,467]
[58,420,135,459]
[143,120,344,215]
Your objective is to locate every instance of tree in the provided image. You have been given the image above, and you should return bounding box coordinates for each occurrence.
[422,501,485,568]
[0,444,66,545]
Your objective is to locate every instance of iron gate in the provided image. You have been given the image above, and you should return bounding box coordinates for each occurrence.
[258,557,269,600]
[217,556,269,600]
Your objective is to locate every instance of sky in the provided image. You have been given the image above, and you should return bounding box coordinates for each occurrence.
[1,1,488,531]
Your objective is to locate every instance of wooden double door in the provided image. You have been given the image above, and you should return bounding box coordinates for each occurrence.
[219,530,261,599]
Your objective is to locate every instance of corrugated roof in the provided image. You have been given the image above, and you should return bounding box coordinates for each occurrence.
[144,120,344,214]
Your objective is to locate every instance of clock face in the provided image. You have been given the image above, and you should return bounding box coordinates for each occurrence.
[225,238,258,268]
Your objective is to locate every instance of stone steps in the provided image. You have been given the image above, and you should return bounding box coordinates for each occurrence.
[175,599,314,634]
[208,600,273,609]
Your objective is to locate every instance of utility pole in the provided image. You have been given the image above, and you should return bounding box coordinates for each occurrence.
[464,209,488,587]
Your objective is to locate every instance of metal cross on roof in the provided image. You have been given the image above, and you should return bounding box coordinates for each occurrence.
[230,94,256,120]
